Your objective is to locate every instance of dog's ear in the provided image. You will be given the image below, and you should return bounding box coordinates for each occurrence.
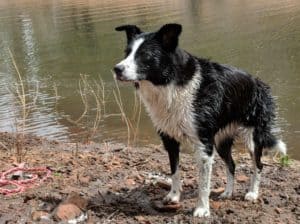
[115,25,142,44]
[155,23,182,52]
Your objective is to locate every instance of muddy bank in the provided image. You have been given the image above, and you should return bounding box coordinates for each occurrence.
[0,132,299,223]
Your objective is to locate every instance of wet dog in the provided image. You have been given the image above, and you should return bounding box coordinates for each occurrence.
[114,24,286,217]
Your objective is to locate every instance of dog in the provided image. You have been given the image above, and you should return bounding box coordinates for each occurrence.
[113,24,286,217]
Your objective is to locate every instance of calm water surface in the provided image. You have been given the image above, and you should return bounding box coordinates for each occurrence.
[0,0,299,158]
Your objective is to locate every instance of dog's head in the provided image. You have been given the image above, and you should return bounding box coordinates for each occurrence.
[114,24,182,85]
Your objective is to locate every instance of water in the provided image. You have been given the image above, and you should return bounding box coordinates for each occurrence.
[0,0,299,158]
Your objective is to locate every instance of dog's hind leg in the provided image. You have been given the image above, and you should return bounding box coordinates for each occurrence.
[244,128,283,201]
[193,142,214,217]
[216,137,235,198]
[160,132,181,203]
[245,144,263,201]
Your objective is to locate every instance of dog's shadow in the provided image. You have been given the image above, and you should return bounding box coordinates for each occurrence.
[87,184,195,218]
[87,182,244,218]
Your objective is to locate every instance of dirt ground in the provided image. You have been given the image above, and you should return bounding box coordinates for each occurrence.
[0,132,299,224]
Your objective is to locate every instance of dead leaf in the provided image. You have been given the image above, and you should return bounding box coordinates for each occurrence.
[211,201,222,209]
[237,175,249,183]
[211,187,225,194]
[152,200,182,212]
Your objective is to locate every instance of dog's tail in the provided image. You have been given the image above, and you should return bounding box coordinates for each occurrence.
[273,139,287,155]
[264,139,287,156]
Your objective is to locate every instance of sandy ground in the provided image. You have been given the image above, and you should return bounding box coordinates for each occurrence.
[0,132,299,223]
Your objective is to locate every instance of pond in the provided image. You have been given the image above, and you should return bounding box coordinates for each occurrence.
[0,0,299,159]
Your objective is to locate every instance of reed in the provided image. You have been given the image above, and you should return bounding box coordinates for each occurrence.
[7,49,39,162]
[112,77,142,147]
[65,74,106,143]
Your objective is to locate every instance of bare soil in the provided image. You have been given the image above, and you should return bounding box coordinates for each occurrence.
[0,132,299,223]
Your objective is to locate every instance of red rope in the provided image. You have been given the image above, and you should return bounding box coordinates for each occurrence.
[0,166,51,196]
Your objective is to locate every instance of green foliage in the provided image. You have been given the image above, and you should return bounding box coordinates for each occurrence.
[53,172,61,177]
[280,155,292,167]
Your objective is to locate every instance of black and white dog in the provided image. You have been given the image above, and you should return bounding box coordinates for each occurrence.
[114,24,286,217]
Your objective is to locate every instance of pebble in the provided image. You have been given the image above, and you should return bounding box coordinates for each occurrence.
[31,211,50,221]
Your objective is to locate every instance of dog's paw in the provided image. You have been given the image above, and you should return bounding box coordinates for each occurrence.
[245,191,258,201]
[219,190,232,199]
[193,207,210,217]
[163,191,180,204]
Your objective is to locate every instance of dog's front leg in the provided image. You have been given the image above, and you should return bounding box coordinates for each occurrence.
[160,132,181,203]
[193,143,214,217]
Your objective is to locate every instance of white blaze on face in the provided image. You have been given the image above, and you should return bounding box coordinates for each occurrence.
[116,38,144,80]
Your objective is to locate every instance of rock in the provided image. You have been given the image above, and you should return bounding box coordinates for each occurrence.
[125,178,136,186]
[65,192,88,211]
[79,175,91,186]
[183,179,195,187]
[53,192,88,222]
[54,203,82,221]
[275,207,282,214]
[31,211,50,221]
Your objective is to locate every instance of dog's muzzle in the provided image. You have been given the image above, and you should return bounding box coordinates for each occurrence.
[113,65,126,81]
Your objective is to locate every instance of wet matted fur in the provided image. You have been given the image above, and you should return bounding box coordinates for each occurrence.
[114,24,286,217]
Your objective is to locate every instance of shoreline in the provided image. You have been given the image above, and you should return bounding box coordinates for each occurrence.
[0,132,299,223]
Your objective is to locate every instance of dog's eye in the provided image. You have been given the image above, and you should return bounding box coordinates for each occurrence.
[140,52,152,60]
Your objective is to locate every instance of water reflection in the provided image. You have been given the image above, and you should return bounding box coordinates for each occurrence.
[0,0,299,158]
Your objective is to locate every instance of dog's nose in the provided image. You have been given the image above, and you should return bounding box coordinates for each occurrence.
[113,65,125,77]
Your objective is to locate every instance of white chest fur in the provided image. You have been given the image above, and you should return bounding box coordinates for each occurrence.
[137,72,202,144]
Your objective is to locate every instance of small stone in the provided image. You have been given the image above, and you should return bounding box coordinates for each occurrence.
[79,176,91,186]
[275,207,282,214]
[31,211,50,221]
[183,179,195,187]
[135,215,146,222]
[125,178,136,186]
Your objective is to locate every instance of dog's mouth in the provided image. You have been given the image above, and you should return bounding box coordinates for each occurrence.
[115,75,139,88]
[115,74,133,82]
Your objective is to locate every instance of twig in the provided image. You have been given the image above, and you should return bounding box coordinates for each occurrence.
[0,141,9,151]
[103,209,119,224]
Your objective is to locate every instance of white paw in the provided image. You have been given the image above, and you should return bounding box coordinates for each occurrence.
[219,191,232,199]
[245,192,258,201]
[163,191,180,203]
[193,207,210,217]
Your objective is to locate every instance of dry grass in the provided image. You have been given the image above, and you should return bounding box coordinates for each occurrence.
[3,51,143,151]
[64,74,105,143]
[7,49,40,162]
[112,76,142,147]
